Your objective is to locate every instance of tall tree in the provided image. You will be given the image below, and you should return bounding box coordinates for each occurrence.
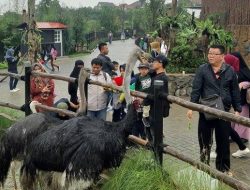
[146,0,165,30]
[36,0,62,21]
[172,0,177,16]
[27,0,40,64]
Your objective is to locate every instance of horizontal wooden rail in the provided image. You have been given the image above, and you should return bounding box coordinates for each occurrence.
[0,102,22,110]
[35,104,77,118]
[31,71,76,83]
[165,95,250,128]
[164,146,250,190]
[1,71,250,128]
[128,135,250,190]
[0,72,23,80]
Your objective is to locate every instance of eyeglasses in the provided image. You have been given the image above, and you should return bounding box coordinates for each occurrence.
[208,53,223,56]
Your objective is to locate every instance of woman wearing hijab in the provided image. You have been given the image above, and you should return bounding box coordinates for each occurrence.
[231,52,250,142]
[68,60,84,111]
[226,53,250,158]
[210,54,250,160]
[30,63,55,113]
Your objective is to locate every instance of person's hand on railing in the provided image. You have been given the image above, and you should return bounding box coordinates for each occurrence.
[235,111,240,116]
[187,109,193,120]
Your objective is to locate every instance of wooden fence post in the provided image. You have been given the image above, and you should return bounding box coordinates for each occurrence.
[153,80,164,165]
[25,62,31,116]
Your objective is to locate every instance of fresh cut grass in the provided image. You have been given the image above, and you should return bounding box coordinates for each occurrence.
[102,149,232,190]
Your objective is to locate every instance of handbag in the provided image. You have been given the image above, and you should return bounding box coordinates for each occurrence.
[246,88,250,104]
[200,94,224,120]
[200,68,225,120]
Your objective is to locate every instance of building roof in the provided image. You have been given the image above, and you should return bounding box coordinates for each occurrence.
[36,22,67,29]
[127,1,143,9]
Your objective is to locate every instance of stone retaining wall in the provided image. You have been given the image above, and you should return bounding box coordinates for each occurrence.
[168,74,195,97]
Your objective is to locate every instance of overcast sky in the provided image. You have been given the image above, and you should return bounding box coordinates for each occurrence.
[0,0,151,13]
[0,0,172,14]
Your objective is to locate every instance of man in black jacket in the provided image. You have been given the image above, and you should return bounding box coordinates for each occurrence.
[187,45,242,175]
[97,42,115,76]
[143,55,170,140]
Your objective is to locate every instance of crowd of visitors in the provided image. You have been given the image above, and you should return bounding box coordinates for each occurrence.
[4,36,250,177]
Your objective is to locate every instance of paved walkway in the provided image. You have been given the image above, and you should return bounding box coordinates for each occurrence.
[1,39,250,186]
[0,39,139,105]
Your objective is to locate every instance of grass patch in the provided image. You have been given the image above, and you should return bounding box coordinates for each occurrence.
[0,107,24,137]
[0,61,7,69]
[102,150,231,190]
[0,116,14,133]
[0,107,24,119]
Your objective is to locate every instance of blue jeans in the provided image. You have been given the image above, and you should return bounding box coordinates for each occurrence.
[9,70,18,90]
[87,108,107,120]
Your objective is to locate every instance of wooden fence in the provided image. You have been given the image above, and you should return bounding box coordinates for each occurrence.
[0,68,250,190]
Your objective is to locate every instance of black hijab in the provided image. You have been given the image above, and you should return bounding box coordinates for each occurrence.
[68,60,84,104]
[70,60,84,78]
[231,52,250,83]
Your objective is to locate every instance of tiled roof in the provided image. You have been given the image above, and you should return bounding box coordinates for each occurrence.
[36,22,67,29]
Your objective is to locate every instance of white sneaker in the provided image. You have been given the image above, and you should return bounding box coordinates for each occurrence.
[10,89,15,93]
[232,148,250,158]
[14,88,20,92]
[210,151,217,159]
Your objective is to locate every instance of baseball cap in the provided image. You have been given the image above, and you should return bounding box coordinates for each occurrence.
[138,63,150,69]
[153,55,169,67]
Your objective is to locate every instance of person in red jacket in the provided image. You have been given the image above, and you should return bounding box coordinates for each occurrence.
[30,63,55,113]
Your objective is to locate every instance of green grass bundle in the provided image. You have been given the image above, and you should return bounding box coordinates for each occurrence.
[102,150,176,190]
[101,150,231,190]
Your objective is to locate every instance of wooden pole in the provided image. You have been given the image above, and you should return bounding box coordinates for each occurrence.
[24,63,32,116]
[31,71,77,83]
[0,76,8,83]
[128,135,250,190]
[0,101,22,110]
[0,72,23,80]
[153,80,164,165]
[164,94,250,128]
[163,146,250,190]
[35,104,77,118]
[2,71,250,128]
